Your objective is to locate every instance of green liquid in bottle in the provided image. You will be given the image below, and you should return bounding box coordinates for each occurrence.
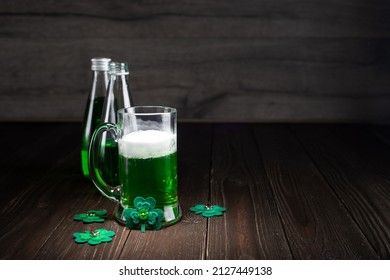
[81,96,105,178]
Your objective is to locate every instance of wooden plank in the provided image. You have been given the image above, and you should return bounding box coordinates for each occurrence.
[1,37,389,122]
[207,124,292,259]
[0,149,80,259]
[291,124,390,259]
[0,123,128,259]
[1,122,388,260]
[119,123,212,259]
[2,89,390,122]
[1,0,390,122]
[2,13,390,39]
[33,161,129,260]
[184,91,390,122]
[1,0,389,38]
[253,124,378,259]
[0,146,129,259]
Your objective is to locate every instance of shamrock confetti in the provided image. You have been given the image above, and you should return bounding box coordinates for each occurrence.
[73,229,115,245]
[73,209,107,223]
[123,197,164,233]
[189,204,226,217]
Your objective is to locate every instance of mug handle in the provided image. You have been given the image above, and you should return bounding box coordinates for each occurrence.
[88,123,120,202]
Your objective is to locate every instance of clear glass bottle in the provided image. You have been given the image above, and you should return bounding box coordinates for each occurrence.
[80,58,111,178]
[102,62,134,123]
[96,62,134,187]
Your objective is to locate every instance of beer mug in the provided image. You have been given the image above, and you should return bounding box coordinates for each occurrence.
[89,106,181,228]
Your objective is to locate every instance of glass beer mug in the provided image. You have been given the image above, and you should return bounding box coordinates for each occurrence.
[88,106,181,228]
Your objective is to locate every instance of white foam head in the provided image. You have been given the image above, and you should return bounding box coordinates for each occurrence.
[118,130,176,159]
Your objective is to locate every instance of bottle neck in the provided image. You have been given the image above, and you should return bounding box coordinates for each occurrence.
[92,70,110,99]
[102,74,133,123]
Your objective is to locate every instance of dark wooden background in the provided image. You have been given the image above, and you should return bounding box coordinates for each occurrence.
[1,0,390,122]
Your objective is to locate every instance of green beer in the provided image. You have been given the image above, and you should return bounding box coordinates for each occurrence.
[89,106,180,228]
[118,130,179,222]
[119,152,177,207]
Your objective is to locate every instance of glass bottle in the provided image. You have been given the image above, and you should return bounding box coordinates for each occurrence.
[102,62,133,123]
[80,58,111,178]
[97,62,134,187]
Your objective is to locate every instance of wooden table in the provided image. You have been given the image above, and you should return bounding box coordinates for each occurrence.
[1,122,390,260]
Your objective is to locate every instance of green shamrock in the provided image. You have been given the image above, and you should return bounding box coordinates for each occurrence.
[73,229,115,245]
[73,209,107,223]
[123,197,164,233]
[189,204,226,217]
